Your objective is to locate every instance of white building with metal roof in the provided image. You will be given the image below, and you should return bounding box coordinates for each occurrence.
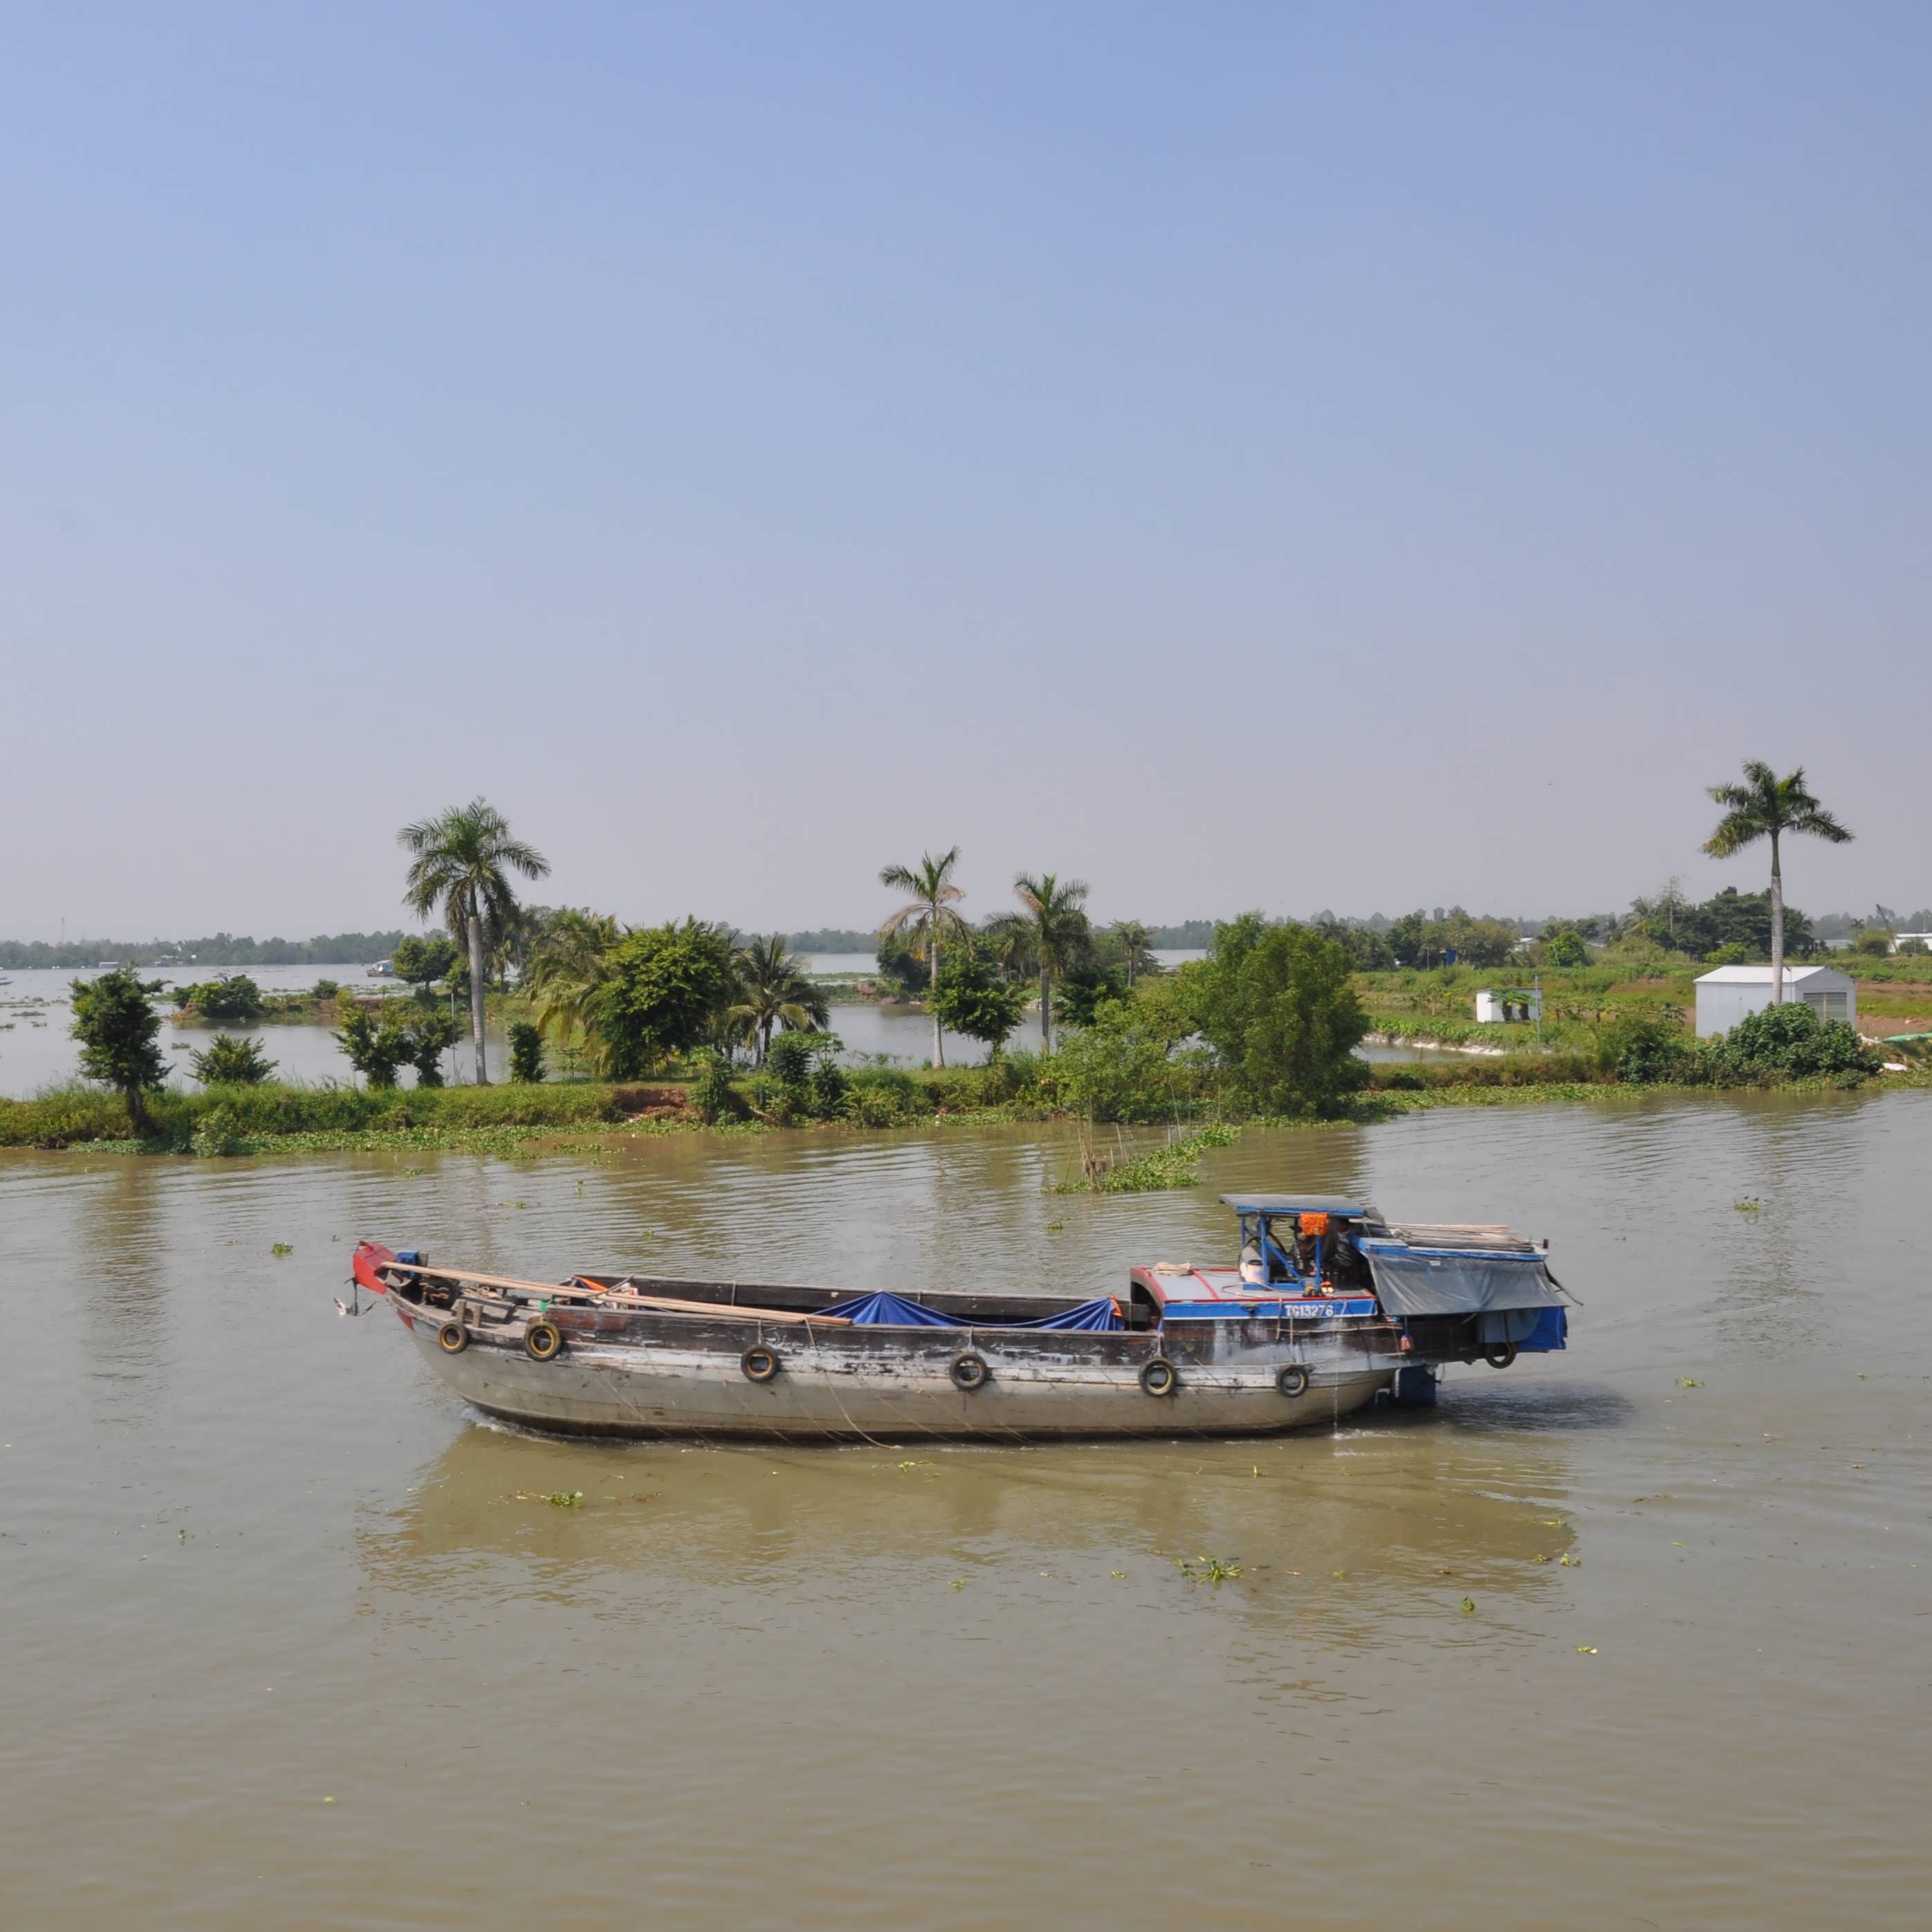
[1693,965,1856,1038]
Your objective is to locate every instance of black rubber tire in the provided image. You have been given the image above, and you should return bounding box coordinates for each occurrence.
[436,1319,468,1354]
[524,1319,564,1363]
[1484,1342,1518,1370]
[950,1352,990,1392]
[1276,1363,1310,1398]
[1139,1356,1179,1398]
[741,1345,780,1383]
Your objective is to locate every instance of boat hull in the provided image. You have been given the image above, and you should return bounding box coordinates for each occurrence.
[398,1307,1395,1441]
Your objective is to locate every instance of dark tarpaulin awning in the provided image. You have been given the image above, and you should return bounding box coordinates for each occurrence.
[1363,1246,1566,1318]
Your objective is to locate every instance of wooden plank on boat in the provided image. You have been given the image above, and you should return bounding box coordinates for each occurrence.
[390,1262,849,1324]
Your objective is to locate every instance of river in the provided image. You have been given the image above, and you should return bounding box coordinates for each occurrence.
[2,1092,1926,1926]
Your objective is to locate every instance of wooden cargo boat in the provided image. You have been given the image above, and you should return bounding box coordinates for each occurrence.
[350,1195,1572,1442]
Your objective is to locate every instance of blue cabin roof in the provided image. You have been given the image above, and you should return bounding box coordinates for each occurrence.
[1220,1194,1372,1217]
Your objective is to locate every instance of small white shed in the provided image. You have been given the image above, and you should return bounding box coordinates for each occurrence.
[1693,966,1856,1038]
[1475,988,1542,1024]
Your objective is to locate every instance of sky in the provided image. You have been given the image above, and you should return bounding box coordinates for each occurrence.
[3,2,1926,939]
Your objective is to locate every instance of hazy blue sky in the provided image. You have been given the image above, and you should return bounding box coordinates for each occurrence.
[3,3,1925,937]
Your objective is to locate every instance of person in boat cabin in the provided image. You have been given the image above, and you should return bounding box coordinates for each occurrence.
[1240,1215,1373,1294]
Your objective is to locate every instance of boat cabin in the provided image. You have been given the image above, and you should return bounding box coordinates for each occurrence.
[1128,1195,1385,1322]
[1126,1194,1567,1356]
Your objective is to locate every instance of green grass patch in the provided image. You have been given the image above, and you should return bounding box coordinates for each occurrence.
[0,1078,656,1150]
[1054,1125,1240,1193]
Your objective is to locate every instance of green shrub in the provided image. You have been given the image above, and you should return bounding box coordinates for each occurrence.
[1540,926,1590,968]
[1707,1004,1875,1083]
[174,974,266,1022]
[1704,943,1750,966]
[1191,917,1368,1119]
[71,968,169,1132]
[392,935,461,987]
[508,1020,546,1083]
[689,1049,742,1123]
[1055,965,1129,1030]
[848,1067,922,1127]
[587,920,738,1077]
[334,1007,414,1087]
[743,1072,800,1125]
[1044,998,1189,1123]
[759,1030,849,1119]
[190,1105,251,1157]
[188,1033,277,1085]
[809,1060,850,1119]
[763,1031,816,1086]
[928,956,1029,1050]
[1597,1004,1696,1084]
[976,1047,1040,1107]
[408,1008,460,1087]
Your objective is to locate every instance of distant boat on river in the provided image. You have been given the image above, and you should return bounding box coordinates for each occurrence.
[351,1196,1573,1442]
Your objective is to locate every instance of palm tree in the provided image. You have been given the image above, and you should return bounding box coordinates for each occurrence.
[878,847,969,1067]
[399,799,550,1082]
[979,911,1039,983]
[1703,762,1852,1002]
[1012,872,1090,1053]
[1110,919,1153,987]
[730,935,830,1062]
[526,908,625,1073]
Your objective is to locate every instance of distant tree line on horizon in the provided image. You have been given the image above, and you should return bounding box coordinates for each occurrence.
[11,894,1928,982]
[0,931,414,970]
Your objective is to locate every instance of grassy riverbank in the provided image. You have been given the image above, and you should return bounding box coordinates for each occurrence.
[1354,959,1932,1049]
[8,1050,1926,1156]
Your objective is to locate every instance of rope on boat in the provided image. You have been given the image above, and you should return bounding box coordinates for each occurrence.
[802,1318,904,1451]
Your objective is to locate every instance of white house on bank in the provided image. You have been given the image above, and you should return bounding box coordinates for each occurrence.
[1693,966,1856,1038]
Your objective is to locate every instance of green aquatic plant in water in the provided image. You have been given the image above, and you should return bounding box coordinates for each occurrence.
[1177,1554,1242,1585]
[1056,1125,1238,1194]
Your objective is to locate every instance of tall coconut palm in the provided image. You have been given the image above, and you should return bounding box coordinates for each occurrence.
[399,799,550,1082]
[730,935,830,1062]
[525,908,625,1072]
[1703,762,1852,1002]
[1110,919,1153,988]
[1012,872,1090,1053]
[878,847,968,1067]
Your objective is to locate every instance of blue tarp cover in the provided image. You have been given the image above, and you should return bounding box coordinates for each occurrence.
[817,1291,958,1326]
[1015,1297,1125,1331]
[816,1291,1124,1331]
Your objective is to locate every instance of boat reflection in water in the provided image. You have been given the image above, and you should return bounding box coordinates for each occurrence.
[358,1388,1599,1642]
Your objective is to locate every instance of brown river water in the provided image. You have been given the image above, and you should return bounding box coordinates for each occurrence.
[3,1094,1927,1929]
